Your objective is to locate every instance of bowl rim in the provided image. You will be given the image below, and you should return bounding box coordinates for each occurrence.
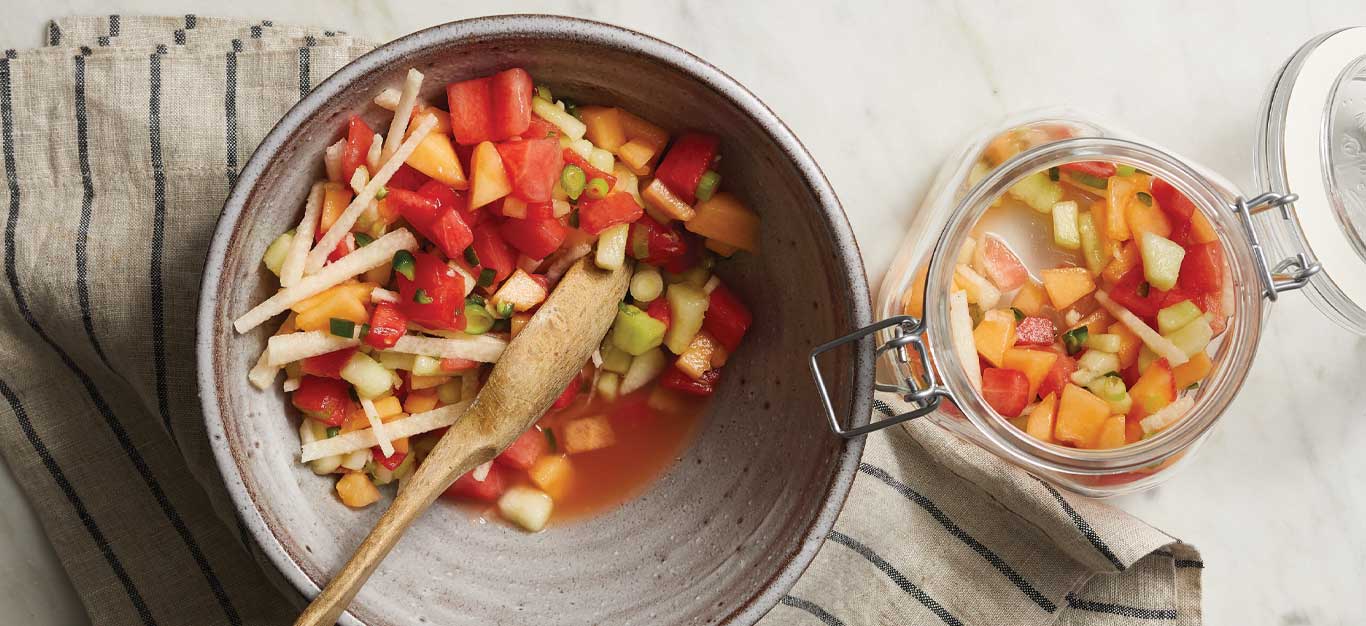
[196,13,873,626]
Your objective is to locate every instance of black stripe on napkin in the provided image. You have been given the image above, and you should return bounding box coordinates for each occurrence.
[859,463,1057,612]
[1031,476,1125,570]
[185,14,197,30]
[298,35,317,99]
[109,15,121,37]
[0,379,157,626]
[147,48,173,440]
[1066,593,1176,621]
[780,595,845,626]
[73,52,116,371]
[225,39,241,186]
[47,21,61,46]
[828,530,963,626]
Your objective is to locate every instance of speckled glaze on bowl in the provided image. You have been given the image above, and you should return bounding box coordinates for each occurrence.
[197,15,872,626]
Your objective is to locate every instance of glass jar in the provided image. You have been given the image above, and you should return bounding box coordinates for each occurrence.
[809,28,1366,497]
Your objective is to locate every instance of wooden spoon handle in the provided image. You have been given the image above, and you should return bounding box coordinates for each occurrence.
[295,258,630,626]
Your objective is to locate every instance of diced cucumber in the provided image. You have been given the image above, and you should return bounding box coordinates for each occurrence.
[1078,212,1107,275]
[263,230,294,276]
[411,355,444,376]
[370,453,414,486]
[596,371,620,402]
[1077,350,1120,374]
[600,342,633,375]
[1084,375,1131,414]
[377,351,415,371]
[1051,201,1081,250]
[1139,232,1186,291]
[1084,333,1122,353]
[1137,345,1157,373]
[1157,300,1202,336]
[437,379,461,404]
[610,303,667,356]
[1115,164,1137,177]
[620,348,667,395]
[498,485,554,532]
[1070,368,1102,386]
[341,352,394,399]
[1165,316,1213,357]
[595,223,630,271]
[1007,172,1064,213]
[663,283,710,354]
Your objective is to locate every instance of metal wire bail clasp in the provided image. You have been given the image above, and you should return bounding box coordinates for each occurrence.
[1230,192,1322,300]
[809,315,946,438]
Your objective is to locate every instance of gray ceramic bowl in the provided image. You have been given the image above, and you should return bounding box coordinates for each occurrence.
[197,14,872,626]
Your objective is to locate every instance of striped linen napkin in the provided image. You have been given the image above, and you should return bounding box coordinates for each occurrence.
[0,15,1202,626]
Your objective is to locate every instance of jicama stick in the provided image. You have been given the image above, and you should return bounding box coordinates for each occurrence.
[373,88,402,111]
[370,287,399,304]
[533,98,586,139]
[381,68,424,164]
[386,333,507,363]
[267,331,359,367]
[304,115,436,274]
[1093,290,1189,366]
[279,183,325,288]
[545,242,594,283]
[234,228,418,333]
[366,132,382,173]
[1140,396,1195,435]
[301,401,469,461]
[471,461,492,482]
[324,139,345,183]
[360,398,395,457]
[248,316,297,389]
[949,289,983,390]
[349,165,369,195]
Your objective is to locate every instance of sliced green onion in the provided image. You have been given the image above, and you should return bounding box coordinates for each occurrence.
[358,323,370,340]
[694,170,721,203]
[477,268,496,288]
[497,302,515,318]
[1115,164,1137,177]
[535,85,553,102]
[568,212,580,228]
[1136,191,1153,207]
[326,426,341,438]
[329,318,356,338]
[1070,172,1108,189]
[463,300,494,334]
[392,250,416,281]
[353,232,375,247]
[491,318,511,332]
[463,245,480,266]
[1011,307,1025,322]
[1047,166,1060,182]
[560,164,586,200]
[467,294,486,307]
[586,177,610,200]
[375,186,389,200]
[1062,326,1089,356]
[1137,281,1151,297]
[544,428,558,452]
[413,289,433,305]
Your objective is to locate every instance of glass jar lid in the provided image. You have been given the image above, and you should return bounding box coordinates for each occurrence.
[1257,27,1366,333]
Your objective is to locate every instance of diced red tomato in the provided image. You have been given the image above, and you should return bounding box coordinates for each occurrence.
[499,212,567,260]
[561,148,617,189]
[977,236,1028,291]
[578,191,643,235]
[628,214,688,266]
[496,428,547,470]
[1178,242,1223,294]
[645,298,671,329]
[471,222,516,283]
[1014,316,1056,346]
[1059,161,1116,178]
[341,115,374,183]
[655,131,719,204]
[496,138,562,202]
[386,163,432,192]
[291,376,352,426]
[447,77,494,146]
[301,347,357,380]
[519,117,558,141]
[372,447,407,471]
[551,380,580,410]
[1035,350,1077,401]
[365,302,408,350]
[702,283,752,352]
[1106,266,1165,321]
[395,251,466,329]
[443,464,506,502]
[1151,178,1194,224]
[660,366,719,396]
[980,367,1029,417]
[387,188,474,259]
[440,357,479,372]
[489,68,533,140]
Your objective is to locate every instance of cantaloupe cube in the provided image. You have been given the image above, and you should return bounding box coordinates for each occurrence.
[1041,267,1096,309]
[469,141,511,209]
[955,264,1002,310]
[1102,240,1141,285]
[320,183,353,233]
[676,331,724,381]
[1003,347,1058,400]
[336,472,380,508]
[405,126,467,188]
[561,415,616,454]
[294,288,370,332]
[972,311,1017,368]
[402,388,441,414]
[490,268,547,313]
[1025,392,1058,442]
[408,375,450,391]
[1125,197,1171,241]
[372,395,403,418]
[1008,415,1030,431]
[1189,210,1219,244]
[1088,415,1128,450]
[579,106,626,153]
[1105,177,1137,241]
[1129,359,1175,418]
[1011,280,1047,317]
[617,140,657,175]
[684,193,759,252]
[1173,351,1213,390]
[1054,383,1111,446]
[1107,321,1142,369]
[528,454,573,500]
[617,108,669,152]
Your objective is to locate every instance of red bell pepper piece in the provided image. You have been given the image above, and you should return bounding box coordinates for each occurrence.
[341,115,374,183]
[519,116,558,141]
[301,347,358,380]
[655,131,719,204]
[496,138,563,202]
[578,191,643,235]
[386,163,432,192]
[447,76,494,146]
[1151,178,1194,224]
[1014,316,1057,346]
[1035,348,1076,401]
[326,233,355,263]
[396,251,466,329]
[443,464,507,502]
[364,302,408,350]
[980,367,1029,417]
[499,211,567,260]
[1059,161,1116,178]
[645,297,671,329]
[1177,242,1223,294]
[471,222,516,283]
[371,447,407,471]
[702,283,752,352]
[291,376,353,426]
[628,214,688,266]
[495,428,547,470]
[387,188,474,260]
[440,357,479,372]
[490,68,533,141]
[660,366,719,396]
[561,148,617,190]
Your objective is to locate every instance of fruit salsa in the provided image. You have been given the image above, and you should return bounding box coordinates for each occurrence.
[233,67,759,531]
[923,128,1230,450]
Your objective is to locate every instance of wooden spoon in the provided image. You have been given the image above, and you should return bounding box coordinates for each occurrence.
[294,257,631,626]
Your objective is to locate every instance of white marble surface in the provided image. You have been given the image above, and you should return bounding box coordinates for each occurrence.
[4,1,1366,624]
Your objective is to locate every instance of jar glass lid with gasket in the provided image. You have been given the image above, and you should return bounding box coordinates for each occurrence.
[808,28,1366,497]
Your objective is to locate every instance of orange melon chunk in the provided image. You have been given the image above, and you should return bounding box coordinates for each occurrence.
[1041,267,1096,309]
[1054,383,1111,446]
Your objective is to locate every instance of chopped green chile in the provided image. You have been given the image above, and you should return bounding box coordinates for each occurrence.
[544,428,558,453]
[1070,172,1108,189]
[375,186,389,200]
[326,426,341,438]
[1062,326,1089,355]
[329,318,356,338]
[353,232,375,247]
[1136,191,1153,206]
[496,301,515,318]
[467,293,486,308]
[1011,307,1025,322]
[1047,166,1060,182]
[392,250,416,280]
[413,289,434,304]
[477,268,496,288]
[463,245,480,266]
